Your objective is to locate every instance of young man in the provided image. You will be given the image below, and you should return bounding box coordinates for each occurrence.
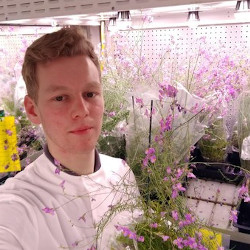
[0,27,139,249]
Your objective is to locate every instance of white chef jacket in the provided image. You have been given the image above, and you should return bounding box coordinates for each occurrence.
[0,153,140,250]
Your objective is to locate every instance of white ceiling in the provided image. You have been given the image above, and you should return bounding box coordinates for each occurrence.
[0,0,248,27]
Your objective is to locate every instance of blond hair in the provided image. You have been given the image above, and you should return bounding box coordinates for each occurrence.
[22,26,100,102]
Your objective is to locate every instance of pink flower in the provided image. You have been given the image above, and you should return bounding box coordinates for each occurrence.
[229,210,238,223]
[54,159,60,167]
[78,213,86,222]
[55,167,60,175]
[172,210,179,220]
[11,153,19,161]
[160,211,166,217]
[238,185,248,198]
[54,159,61,174]
[185,213,195,223]
[135,97,144,107]
[176,168,183,178]
[160,115,172,132]
[150,155,156,163]
[5,129,13,136]
[166,167,172,174]
[244,196,250,202]
[42,207,55,215]
[108,111,116,117]
[187,172,196,178]
[150,223,158,228]
[72,241,79,247]
[175,183,186,192]
[59,180,66,190]
[173,237,184,249]
[137,236,144,242]
[145,147,155,155]
[143,147,157,167]
[172,189,178,198]
[162,235,169,241]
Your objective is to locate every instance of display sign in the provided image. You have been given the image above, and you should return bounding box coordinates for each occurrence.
[0,116,21,172]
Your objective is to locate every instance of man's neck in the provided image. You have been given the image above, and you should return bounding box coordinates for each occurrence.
[48,146,95,175]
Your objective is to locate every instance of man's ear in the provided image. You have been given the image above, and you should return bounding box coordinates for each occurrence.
[24,95,41,125]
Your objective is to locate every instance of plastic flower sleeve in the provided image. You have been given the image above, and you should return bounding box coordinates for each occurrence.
[126,82,208,163]
[169,82,208,162]
[238,91,250,170]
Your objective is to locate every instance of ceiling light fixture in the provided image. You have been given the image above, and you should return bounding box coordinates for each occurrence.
[108,17,118,32]
[187,10,200,28]
[234,0,250,21]
[117,11,132,30]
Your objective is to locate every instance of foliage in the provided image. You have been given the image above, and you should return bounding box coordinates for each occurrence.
[99,17,250,250]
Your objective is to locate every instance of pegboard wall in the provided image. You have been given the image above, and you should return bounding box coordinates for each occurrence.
[0,23,249,81]
[0,26,59,77]
[114,23,249,63]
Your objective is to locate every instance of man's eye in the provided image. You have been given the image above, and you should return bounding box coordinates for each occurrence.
[55,96,64,101]
[86,92,95,98]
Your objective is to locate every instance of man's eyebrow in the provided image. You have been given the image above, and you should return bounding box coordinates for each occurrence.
[44,85,69,93]
[44,81,101,93]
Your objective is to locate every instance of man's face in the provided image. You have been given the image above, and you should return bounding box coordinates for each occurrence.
[25,55,104,155]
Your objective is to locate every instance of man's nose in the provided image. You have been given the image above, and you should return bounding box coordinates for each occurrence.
[71,96,89,119]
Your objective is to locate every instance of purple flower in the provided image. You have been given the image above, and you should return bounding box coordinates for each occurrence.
[135,97,144,107]
[143,147,157,167]
[108,111,116,117]
[175,183,186,192]
[150,223,158,228]
[59,180,66,190]
[55,167,60,175]
[159,82,178,100]
[172,189,178,198]
[160,211,166,217]
[5,129,13,136]
[115,225,143,242]
[78,213,86,222]
[11,153,19,161]
[185,213,195,224]
[162,235,169,241]
[173,237,184,249]
[238,185,248,198]
[150,155,156,163]
[137,236,144,242]
[187,172,196,178]
[166,167,172,174]
[160,115,172,132]
[72,241,79,247]
[145,147,155,155]
[176,168,183,178]
[229,210,238,223]
[54,159,60,166]
[42,207,55,215]
[244,196,250,202]
[172,210,179,220]
[183,237,198,248]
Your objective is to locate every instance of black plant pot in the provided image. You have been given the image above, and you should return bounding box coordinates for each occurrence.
[190,146,243,184]
[233,199,250,234]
